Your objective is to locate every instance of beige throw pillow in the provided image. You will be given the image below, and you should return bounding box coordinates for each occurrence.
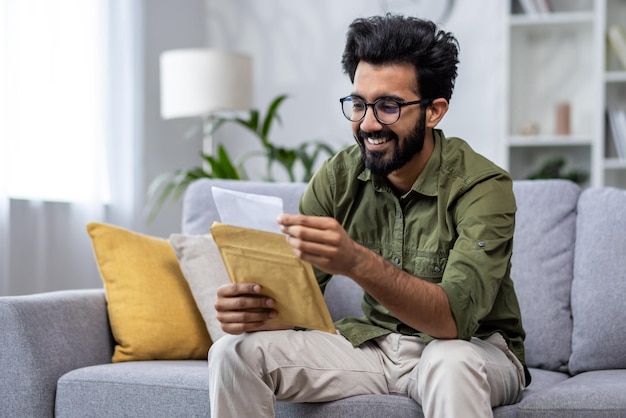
[169,233,230,342]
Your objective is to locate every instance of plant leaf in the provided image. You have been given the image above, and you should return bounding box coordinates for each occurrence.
[145,168,200,223]
[261,94,288,145]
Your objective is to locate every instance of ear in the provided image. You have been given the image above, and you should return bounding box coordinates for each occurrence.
[426,98,449,128]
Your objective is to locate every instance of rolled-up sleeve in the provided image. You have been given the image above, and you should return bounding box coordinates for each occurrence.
[437,175,516,340]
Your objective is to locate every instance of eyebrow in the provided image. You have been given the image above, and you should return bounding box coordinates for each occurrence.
[349,93,408,102]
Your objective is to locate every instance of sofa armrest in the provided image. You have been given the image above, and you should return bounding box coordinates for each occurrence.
[0,289,114,417]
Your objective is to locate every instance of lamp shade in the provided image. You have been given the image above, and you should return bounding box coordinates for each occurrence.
[160,49,253,119]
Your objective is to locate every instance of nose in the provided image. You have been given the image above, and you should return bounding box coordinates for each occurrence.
[359,105,383,132]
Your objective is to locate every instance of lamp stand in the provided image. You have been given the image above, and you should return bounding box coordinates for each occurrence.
[202,114,215,156]
[201,114,215,173]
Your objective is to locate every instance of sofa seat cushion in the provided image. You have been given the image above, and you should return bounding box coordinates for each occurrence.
[55,362,570,418]
[517,368,571,404]
[275,394,422,417]
[517,370,626,418]
[56,361,210,418]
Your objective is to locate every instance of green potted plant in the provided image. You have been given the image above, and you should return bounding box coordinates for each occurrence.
[527,157,589,185]
[146,95,336,222]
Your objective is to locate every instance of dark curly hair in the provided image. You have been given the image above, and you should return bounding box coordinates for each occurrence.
[341,14,459,102]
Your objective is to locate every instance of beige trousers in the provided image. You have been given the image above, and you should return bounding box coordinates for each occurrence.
[208,330,525,418]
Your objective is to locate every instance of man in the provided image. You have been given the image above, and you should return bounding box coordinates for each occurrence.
[209,14,529,418]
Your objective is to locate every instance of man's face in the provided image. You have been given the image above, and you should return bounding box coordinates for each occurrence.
[351,61,427,177]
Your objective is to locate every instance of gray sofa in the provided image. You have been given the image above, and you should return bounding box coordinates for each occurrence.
[2,178,626,417]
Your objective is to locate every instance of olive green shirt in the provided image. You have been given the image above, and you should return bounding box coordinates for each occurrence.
[299,129,528,381]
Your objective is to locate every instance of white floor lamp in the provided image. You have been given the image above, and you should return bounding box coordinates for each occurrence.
[159,48,253,157]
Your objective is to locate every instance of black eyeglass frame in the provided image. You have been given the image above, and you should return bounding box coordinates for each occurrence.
[339,95,433,125]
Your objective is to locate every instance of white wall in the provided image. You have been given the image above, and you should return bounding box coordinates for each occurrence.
[203,0,507,177]
[141,0,209,237]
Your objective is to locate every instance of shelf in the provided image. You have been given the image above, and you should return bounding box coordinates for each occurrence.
[606,71,626,83]
[510,11,595,27]
[506,0,626,189]
[509,136,593,147]
[604,158,626,169]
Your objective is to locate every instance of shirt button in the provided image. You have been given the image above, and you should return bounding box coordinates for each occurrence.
[393,256,401,265]
[433,265,441,273]
[476,241,486,248]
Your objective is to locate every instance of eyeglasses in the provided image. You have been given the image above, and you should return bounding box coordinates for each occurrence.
[339,95,432,125]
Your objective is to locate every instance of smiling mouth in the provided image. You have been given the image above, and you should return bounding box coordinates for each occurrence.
[366,137,391,145]
[358,129,397,148]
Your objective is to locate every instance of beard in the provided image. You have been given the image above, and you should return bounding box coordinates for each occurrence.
[356,109,427,177]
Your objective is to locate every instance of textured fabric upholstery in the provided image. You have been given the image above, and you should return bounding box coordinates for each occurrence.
[569,187,626,374]
[0,290,113,418]
[53,362,571,418]
[510,180,579,372]
[56,361,210,418]
[518,370,626,418]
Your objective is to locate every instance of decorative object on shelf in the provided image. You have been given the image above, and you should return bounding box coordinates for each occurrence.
[608,25,626,70]
[146,95,336,222]
[517,0,551,15]
[555,102,571,136]
[607,108,626,159]
[527,157,588,185]
[159,48,253,156]
[519,122,540,136]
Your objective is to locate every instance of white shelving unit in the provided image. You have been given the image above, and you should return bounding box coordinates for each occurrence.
[604,0,626,186]
[503,0,626,189]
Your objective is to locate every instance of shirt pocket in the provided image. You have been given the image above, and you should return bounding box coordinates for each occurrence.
[412,254,447,282]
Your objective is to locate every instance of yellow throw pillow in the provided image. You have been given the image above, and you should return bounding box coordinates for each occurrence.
[87,222,212,362]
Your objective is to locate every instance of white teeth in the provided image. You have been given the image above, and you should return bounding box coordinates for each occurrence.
[367,137,389,145]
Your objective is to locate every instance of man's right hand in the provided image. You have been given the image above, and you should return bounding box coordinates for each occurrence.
[214,283,291,334]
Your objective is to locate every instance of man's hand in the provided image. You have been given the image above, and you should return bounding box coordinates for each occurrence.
[214,283,292,334]
[277,214,360,276]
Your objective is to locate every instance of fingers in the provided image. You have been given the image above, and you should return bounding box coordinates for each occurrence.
[214,283,277,334]
[216,282,262,297]
[278,214,342,257]
[285,235,340,261]
[278,213,336,231]
[278,214,341,245]
[277,213,358,276]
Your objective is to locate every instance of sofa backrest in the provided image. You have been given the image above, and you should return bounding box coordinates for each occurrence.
[569,186,626,375]
[182,178,604,375]
[511,180,580,373]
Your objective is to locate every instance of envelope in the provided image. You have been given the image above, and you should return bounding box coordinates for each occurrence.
[210,221,336,334]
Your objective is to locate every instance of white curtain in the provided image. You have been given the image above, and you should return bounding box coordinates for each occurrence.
[0,0,142,296]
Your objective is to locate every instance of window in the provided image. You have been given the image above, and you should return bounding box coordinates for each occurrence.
[0,0,110,202]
